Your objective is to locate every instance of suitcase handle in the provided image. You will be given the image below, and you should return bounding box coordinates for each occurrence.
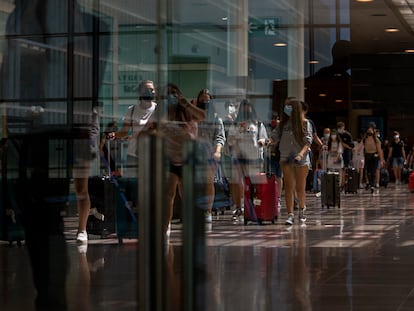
[99,151,137,223]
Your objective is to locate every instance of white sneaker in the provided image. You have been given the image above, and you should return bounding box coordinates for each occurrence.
[299,207,307,222]
[76,231,88,244]
[285,213,294,226]
[205,213,212,223]
[166,223,171,237]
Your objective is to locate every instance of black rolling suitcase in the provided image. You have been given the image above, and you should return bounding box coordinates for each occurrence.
[114,176,138,243]
[344,167,358,194]
[87,175,116,237]
[0,137,25,245]
[87,139,138,242]
[0,178,25,246]
[1,133,70,245]
[379,168,389,188]
[320,151,340,208]
[321,171,341,208]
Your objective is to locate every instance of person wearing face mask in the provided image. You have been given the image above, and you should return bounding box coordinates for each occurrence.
[224,100,238,123]
[336,121,354,188]
[227,99,269,220]
[321,128,331,145]
[315,128,331,170]
[387,131,407,185]
[269,98,313,225]
[326,129,344,177]
[352,136,365,189]
[161,83,206,235]
[193,88,226,223]
[313,128,331,195]
[115,80,158,177]
[222,100,241,218]
[356,126,385,192]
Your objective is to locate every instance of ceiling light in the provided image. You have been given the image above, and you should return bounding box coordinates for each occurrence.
[385,27,400,32]
[404,49,414,53]
[309,60,319,64]
[356,0,374,2]
[273,43,287,47]
[222,17,228,21]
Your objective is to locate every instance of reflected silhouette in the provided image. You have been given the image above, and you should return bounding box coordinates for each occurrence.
[0,1,110,309]
[313,40,351,78]
[305,39,352,130]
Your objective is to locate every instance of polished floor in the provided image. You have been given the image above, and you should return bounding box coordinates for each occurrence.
[2,182,414,311]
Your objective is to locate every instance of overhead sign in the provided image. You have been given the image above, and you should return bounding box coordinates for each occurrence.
[249,17,280,37]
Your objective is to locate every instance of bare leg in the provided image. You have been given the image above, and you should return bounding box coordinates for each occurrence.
[281,164,295,214]
[165,172,180,232]
[74,177,90,233]
[295,165,309,209]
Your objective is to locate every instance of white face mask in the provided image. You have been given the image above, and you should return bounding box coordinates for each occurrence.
[324,133,330,140]
[228,106,236,114]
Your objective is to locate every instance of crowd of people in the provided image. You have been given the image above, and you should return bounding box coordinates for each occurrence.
[96,80,413,239]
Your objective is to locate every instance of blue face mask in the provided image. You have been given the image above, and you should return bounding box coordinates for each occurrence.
[284,105,293,117]
[168,94,177,105]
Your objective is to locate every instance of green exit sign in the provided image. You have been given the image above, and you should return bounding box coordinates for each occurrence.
[248,17,280,36]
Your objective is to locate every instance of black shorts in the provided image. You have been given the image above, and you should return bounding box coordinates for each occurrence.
[169,163,183,178]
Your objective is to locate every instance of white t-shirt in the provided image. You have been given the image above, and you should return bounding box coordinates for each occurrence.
[122,101,157,157]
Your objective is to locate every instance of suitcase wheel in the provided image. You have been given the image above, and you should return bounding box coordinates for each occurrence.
[244,218,248,225]
[257,218,263,225]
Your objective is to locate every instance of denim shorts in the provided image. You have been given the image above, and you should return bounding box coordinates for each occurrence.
[392,157,404,168]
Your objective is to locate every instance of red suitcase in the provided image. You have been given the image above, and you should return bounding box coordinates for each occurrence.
[409,171,414,193]
[244,173,278,225]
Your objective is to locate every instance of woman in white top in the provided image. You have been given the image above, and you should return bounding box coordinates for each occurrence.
[325,128,344,188]
[352,138,365,188]
[115,80,157,177]
[326,129,344,170]
[227,100,268,217]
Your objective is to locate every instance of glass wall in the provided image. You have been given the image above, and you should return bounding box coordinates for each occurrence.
[0,0,413,309]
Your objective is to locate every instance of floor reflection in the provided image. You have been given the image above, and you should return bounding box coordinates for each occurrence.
[1,184,414,310]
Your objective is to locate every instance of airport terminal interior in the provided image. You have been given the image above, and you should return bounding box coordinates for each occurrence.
[2,183,414,311]
[1,0,414,310]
